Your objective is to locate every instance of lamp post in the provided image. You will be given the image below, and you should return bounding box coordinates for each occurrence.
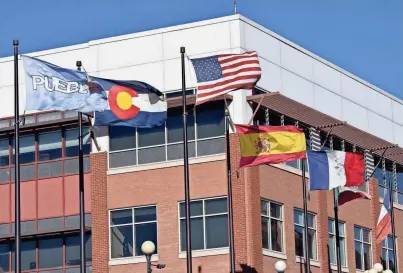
[141,241,166,273]
[275,260,287,273]
[141,241,155,273]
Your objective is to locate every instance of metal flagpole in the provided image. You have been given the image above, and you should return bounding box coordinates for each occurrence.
[225,110,236,273]
[234,0,237,14]
[13,39,22,273]
[389,169,398,273]
[329,137,342,273]
[301,160,311,273]
[76,61,86,273]
[180,47,193,273]
[333,189,342,273]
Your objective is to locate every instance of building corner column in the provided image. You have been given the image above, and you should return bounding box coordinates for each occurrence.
[90,151,109,273]
[369,178,381,264]
[316,191,330,273]
[229,133,263,273]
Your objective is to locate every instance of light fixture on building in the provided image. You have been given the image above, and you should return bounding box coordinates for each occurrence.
[141,241,166,273]
[275,260,287,273]
[363,263,394,273]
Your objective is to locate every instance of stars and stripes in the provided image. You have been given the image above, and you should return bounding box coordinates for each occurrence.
[375,188,392,243]
[190,51,261,105]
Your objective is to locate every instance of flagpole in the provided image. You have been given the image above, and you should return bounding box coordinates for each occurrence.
[181,46,193,273]
[333,189,342,273]
[388,175,398,273]
[76,61,86,273]
[329,136,342,273]
[301,160,311,272]
[225,110,236,273]
[234,0,237,14]
[13,39,22,273]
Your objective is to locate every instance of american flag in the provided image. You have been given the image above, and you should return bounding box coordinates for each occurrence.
[190,51,261,105]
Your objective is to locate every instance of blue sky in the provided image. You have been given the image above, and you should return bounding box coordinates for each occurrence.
[0,0,402,98]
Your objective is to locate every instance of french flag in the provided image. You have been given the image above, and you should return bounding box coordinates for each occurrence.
[307,150,365,191]
[375,188,392,243]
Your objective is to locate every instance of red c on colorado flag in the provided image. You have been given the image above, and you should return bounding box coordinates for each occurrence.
[108,86,140,120]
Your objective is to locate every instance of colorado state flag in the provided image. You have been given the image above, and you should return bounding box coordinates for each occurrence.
[92,77,167,127]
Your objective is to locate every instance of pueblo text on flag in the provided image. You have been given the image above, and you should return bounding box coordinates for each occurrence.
[22,56,108,113]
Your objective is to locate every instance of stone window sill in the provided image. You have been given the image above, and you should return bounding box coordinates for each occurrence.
[109,255,158,266]
[262,249,287,260]
[296,256,320,267]
[330,264,349,272]
[179,247,229,258]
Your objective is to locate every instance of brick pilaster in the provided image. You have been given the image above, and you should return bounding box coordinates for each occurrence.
[369,178,381,264]
[316,191,330,273]
[90,152,109,273]
[229,133,263,273]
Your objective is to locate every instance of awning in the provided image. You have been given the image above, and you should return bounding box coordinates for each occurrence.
[247,93,403,165]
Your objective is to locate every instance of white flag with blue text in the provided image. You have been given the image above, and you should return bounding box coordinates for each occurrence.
[23,56,108,112]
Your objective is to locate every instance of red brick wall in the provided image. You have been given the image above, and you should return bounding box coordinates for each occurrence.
[91,140,403,273]
[90,152,109,273]
[107,160,229,273]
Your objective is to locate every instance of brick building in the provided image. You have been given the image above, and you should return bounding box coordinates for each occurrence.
[0,15,402,273]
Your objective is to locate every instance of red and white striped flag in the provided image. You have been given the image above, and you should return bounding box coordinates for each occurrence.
[190,51,261,105]
[375,188,392,243]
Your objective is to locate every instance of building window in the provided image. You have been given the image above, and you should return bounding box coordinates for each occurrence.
[294,209,317,260]
[382,235,396,272]
[108,101,225,168]
[64,128,91,157]
[261,200,283,253]
[0,139,9,167]
[110,206,157,259]
[0,233,92,272]
[13,135,35,164]
[38,131,62,161]
[328,219,346,266]
[179,197,228,251]
[354,226,372,270]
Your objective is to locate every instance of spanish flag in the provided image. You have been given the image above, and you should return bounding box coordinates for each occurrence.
[236,124,307,168]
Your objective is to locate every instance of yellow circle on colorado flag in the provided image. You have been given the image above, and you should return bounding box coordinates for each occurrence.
[116,92,133,110]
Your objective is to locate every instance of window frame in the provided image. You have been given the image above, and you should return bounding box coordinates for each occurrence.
[293,208,318,261]
[108,204,158,260]
[108,96,226,168]
[260,199,284,253]
[177,196,229,253]
[0,232,92,272]
[354,225,373,270]
[382,235,395,271]
[328,218,347,267]
[0,125,92,183]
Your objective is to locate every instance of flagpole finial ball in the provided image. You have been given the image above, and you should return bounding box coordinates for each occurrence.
[373,263,383,272]
[13,40,19,46]
[180,47,185,54]
[76,61,82,68]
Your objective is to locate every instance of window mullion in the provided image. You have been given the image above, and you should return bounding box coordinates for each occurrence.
[203,200,207,250]
[132,208,136,257]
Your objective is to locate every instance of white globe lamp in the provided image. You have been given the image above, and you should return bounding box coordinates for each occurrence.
[373,263,383,272]
[384,270,393,273]
[275,260,287,273]
[141,240,156,255]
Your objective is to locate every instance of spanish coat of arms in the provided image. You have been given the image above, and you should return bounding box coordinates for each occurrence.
[255,136,271,153]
